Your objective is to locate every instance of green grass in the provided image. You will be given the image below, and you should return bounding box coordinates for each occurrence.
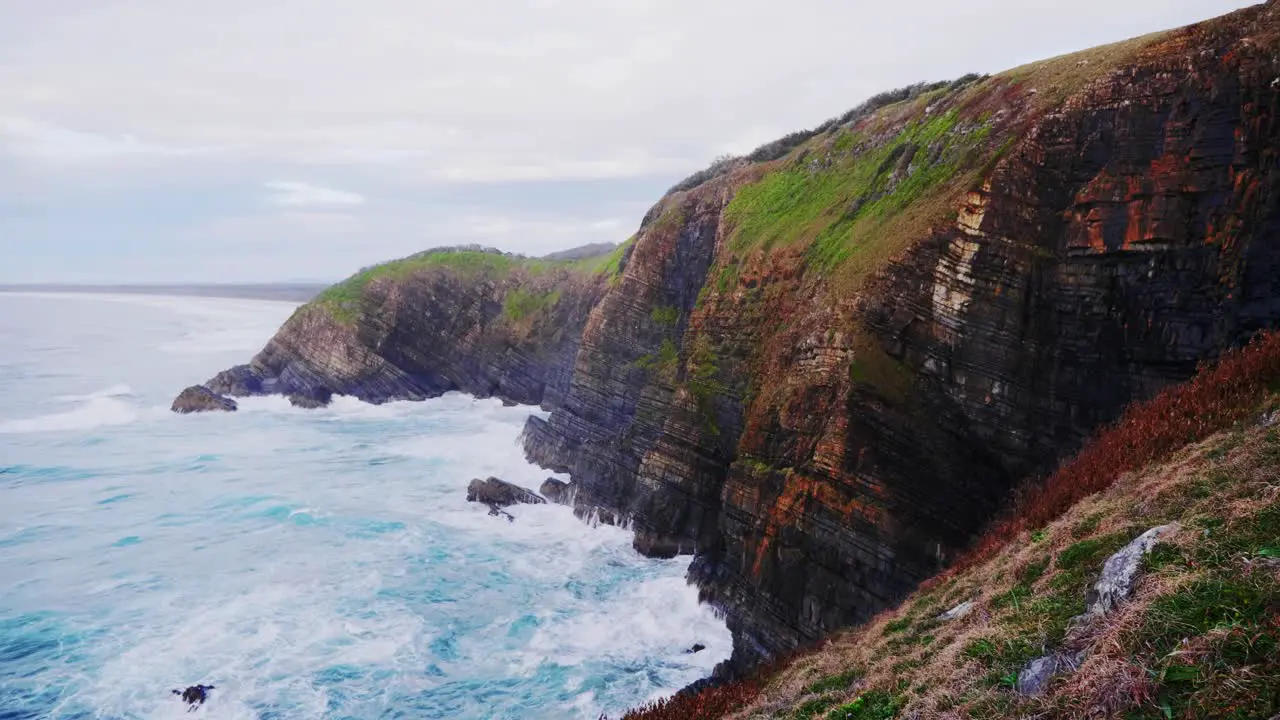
[1056,533,1130,575]
[315,251,536,323]
[503,288,562,322]
[794,695,841,719]
[727,109,983,260]
[985,532,1135,649]
[824,690,902,720]
[568,237,634,282]
[687,335,727,437]
[635,339,680,383]
[1072,513,1104,538]
[991,560,1049,612]
[961,636,1041,689]
[805,668,865,695]
[883,618,912,635]
[650,306,679,326]
[316,244,627,324]
[1128,572,1280,719]
[724,109,987,275]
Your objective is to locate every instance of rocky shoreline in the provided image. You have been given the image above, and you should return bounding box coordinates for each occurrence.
[174,0,1280,691]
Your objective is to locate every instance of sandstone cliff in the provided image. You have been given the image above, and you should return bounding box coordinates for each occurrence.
[189,0,1280,684]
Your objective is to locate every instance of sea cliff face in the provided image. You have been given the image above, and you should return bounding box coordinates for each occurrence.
[204,250,615,409]
[187,1,1280,680]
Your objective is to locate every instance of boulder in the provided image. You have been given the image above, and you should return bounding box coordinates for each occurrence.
[205,364,266,396]
[686,643,707,654]
[1016,652,1079,696]
[288,388,333,409]
[1083,523,1180,619]
[466,477,546,508]
[1016,523,1181,695]
[539,478,574,505]
[171,386,237,414]
[937,600,976,622]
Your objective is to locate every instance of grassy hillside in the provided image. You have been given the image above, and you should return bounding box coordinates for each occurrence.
[620,332,1280,719]
[312,244,629,324]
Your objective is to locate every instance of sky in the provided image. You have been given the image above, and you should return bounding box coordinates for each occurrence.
[0,0,1258,283]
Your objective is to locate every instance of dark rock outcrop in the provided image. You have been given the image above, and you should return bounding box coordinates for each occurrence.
[539,478,574,505]
[466,477,546,508]
[170,386,237,414]
[288,389,332,409]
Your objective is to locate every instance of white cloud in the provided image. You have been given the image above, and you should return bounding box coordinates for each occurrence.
[461,215,627,241]
[0,1,1251,182]
[0,116,215,165]
[0,0,1258,281]
[264,181,365,207]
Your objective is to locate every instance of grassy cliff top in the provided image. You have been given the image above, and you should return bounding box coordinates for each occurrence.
[312,242,631,324]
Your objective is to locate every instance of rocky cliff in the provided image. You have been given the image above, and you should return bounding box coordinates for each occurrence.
[187,0,1280,683]
[200,247,620,408]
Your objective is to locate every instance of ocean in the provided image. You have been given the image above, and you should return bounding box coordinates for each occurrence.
[0,293,730,719]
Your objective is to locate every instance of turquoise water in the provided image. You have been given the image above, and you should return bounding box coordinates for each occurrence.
[0,293,729,719]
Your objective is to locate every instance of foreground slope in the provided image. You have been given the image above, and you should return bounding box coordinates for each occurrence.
[189,0,1280,683]
[620,333,1280,719]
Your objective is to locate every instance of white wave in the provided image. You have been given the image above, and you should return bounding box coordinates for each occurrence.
[230,395,302,414]
[0,395,139,434]
[381,395,558,489]
[155,298,296,356]
[523,573,733,708]
[53,383,136,403]
[0,354,733,718]
[74,580,420,720]
[320,394,420,420]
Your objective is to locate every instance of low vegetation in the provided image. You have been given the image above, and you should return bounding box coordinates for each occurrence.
[722,93,994,282]
[617,331,1280,719]
[952,330,1280,576]
[665,74,987,196]
[502,288,562,322]
[314,244,625,324]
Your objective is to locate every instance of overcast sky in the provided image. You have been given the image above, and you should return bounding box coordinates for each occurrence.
[0,0,1256,283]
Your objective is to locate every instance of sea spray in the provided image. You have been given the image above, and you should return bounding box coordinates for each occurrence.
[0,293,730,719]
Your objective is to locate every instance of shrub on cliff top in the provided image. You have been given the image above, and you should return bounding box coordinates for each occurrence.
[664,74,986,196]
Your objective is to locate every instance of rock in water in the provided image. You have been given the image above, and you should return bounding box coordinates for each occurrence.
[170,386,237,414]
[539,478,573,505]
[466,477,546,508]
[288,388,333,409]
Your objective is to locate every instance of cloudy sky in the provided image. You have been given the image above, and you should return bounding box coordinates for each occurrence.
[0,0,1255,283]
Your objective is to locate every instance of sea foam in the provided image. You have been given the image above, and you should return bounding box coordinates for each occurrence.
[0,293,730,719]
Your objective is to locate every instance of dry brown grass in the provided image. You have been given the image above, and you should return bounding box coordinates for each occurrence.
[692,409,1280,720]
